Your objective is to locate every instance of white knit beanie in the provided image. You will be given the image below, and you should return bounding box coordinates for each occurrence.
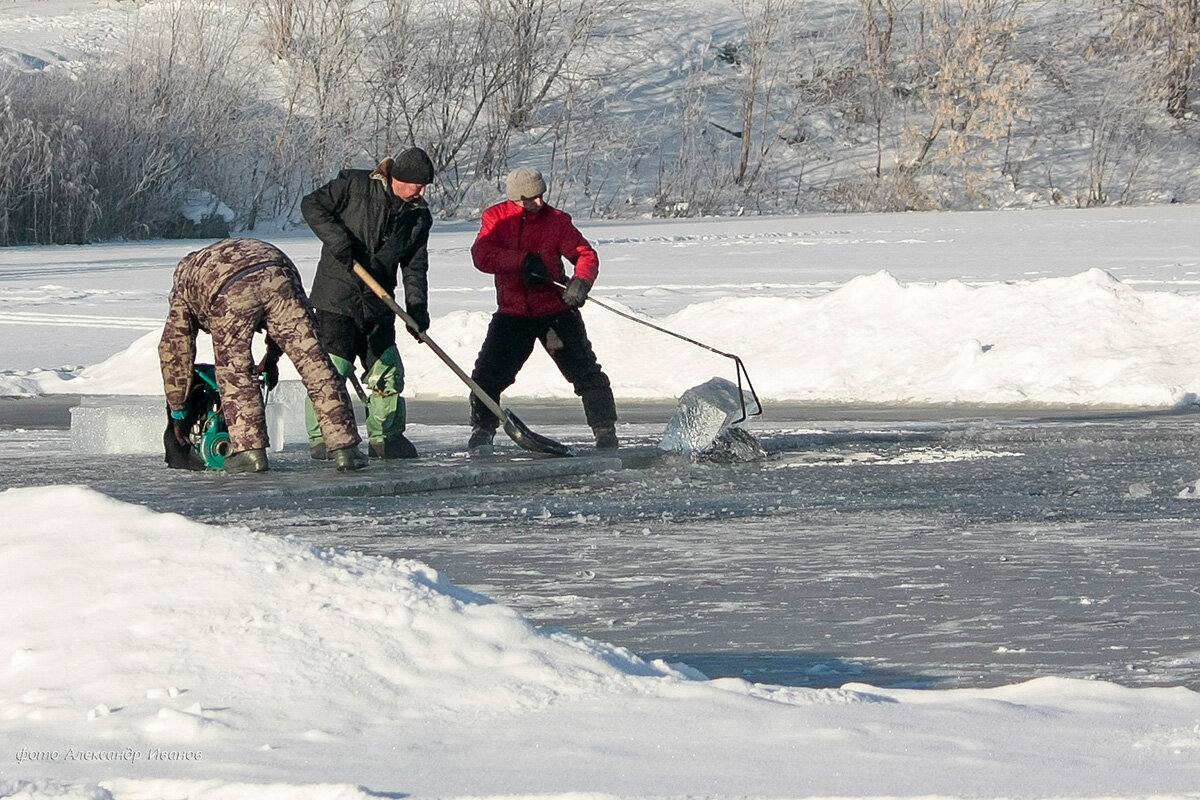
[506,167,547,201]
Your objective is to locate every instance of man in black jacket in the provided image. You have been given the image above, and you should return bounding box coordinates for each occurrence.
[301,147,435,459]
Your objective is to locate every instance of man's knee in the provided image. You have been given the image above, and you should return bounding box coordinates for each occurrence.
[364,346,404,395]
[329,353,356,379]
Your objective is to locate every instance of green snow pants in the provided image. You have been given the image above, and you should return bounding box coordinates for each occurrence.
[306,346,407,445]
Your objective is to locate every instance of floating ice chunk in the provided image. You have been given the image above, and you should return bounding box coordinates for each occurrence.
[1178,479,1200,500]
[659,377,748,454]
[70,396,165,455]
[264,380,310,448]
[702,426,769,463]
[71,383,307,456]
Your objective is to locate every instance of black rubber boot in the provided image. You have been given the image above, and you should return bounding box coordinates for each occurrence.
[225,448,269,474]
[581,388,618,435]
[332,446,369,472]
[469,394,500,433]
[467,427,495,455]
[369,434,418,459]
[593,424,619,450]
[309,441,329,460]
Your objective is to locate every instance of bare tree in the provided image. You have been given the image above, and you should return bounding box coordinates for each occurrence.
[1163,0,1200,117]
[902,0,1030,179]
[264,0,363,182]
[484,0,631,130]
[361,0,511,212]
[857,0,903,179]
[256,0,298,60]
[1106,0,1200,118]
[722,0,802,187]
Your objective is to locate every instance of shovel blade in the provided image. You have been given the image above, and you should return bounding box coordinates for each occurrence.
[502,410,574,457]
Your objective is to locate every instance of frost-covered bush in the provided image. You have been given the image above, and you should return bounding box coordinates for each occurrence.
[0,79,99,245]
[2,0,1199,243]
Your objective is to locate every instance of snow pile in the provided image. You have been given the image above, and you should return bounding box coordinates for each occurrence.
[17,268,1200,408]
[31,332,193,397]
[751,266,1200,406]
[6,487,1200,797]
[181,191,234,227]
[0,485,681,743]
[590,267,1200,406]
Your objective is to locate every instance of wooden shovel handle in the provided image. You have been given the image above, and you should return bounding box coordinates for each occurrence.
[351,263,505,420]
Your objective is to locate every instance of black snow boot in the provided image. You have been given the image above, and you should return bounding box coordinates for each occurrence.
[467,427,495,454]
[581,387,618,447]
[309,441,329,460]
[593,424,619,450]
[369,434,418,459]
[225,448,269,474]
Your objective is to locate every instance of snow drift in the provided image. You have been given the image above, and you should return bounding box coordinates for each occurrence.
[0,485,683,735]
[5,486,1200,799]
[14,268,1200,408]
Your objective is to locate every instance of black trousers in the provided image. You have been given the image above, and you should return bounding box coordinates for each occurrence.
[469,309,617,431]
[314,309,395,372]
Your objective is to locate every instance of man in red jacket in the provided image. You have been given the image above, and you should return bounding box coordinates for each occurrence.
[468,167,618,452]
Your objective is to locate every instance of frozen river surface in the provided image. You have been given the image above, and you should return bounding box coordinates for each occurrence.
[4,401,1200,691]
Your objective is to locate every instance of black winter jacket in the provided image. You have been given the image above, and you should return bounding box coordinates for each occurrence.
[302,165,432,325]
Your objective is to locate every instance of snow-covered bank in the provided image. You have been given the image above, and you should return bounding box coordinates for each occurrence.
[4,485,1200,800]
[11,267,1200,408]
[3,205,1200,406]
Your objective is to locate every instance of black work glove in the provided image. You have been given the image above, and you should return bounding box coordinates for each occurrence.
[256,358,279,390]
[521,253,549,285]
[406,303,430,341]
[562,277,591,308]
[255,342,282,390]
[170,416,190,447]
[163,410,204,470]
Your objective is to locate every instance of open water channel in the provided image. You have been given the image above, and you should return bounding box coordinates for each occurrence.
[3,398,1200,691]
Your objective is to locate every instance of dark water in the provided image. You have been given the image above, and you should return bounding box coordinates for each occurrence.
[5,404,1200,690]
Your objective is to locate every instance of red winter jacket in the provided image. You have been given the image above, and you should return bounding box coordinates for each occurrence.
[471,200,599,317]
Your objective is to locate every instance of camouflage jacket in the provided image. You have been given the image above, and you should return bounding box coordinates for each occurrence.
[158,238,289,411]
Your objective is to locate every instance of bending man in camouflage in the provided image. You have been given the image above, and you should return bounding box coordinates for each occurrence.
[158,238,368,473]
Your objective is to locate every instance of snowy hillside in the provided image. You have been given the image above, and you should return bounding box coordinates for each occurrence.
[2,0,1199,244]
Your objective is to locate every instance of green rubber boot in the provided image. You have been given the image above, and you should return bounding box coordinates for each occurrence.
[363,347,416,459]
[332,446,369,472]
[225,448,269,474]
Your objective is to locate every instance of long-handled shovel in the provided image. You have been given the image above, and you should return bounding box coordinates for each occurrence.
[354,264,573,457]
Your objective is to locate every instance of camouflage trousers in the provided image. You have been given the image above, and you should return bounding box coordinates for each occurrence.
[210,266,360,453]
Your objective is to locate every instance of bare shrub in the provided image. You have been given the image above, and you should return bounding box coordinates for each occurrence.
[261,0,363,184]
[0,74,99,245]
[901,0,1031,179]
[1105,0,1200,119]
[0,0,302,242]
